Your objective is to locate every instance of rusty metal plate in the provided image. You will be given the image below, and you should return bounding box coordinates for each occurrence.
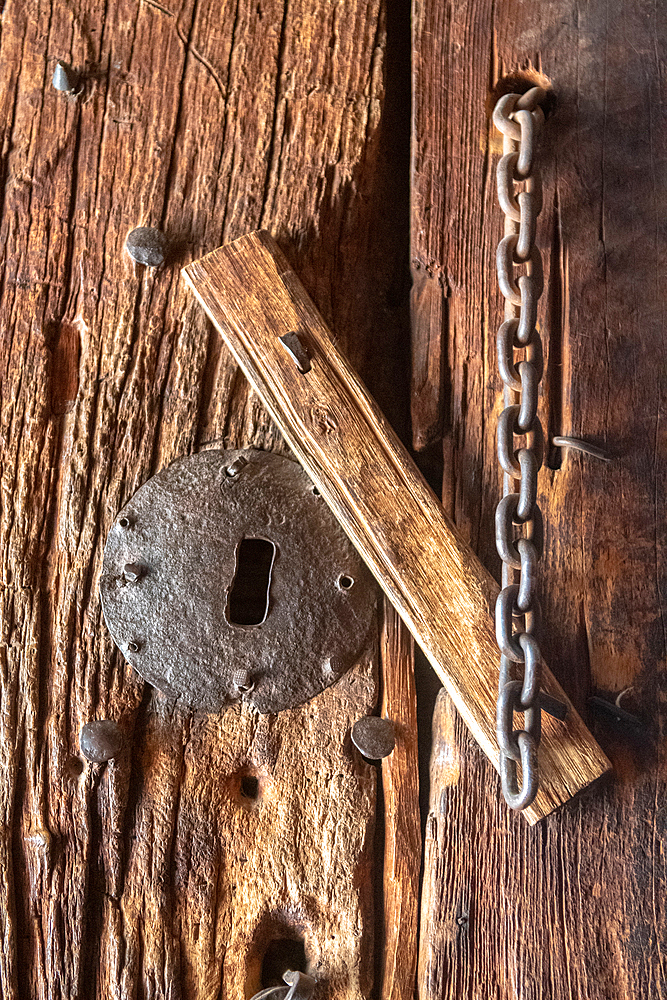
[100,449,377,714]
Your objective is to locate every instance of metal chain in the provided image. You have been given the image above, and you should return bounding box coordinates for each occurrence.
[492,87,547,810]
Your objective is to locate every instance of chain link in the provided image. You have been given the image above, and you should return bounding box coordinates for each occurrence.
[493,87,547,810]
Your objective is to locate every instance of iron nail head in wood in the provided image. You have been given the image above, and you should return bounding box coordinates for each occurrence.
[52,60,79,94]
[125,227,168,267]
[279,332,312,373]
[80,720,125,762]
[351,716,396,759]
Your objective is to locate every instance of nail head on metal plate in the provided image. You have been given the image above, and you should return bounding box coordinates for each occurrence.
[225,455,249,478]
[123,562,144,583]
[233,668,254,693]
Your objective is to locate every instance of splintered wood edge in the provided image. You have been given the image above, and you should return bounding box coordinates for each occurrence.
[182,231,611,823]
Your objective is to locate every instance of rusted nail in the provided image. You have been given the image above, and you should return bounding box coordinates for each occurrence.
[80,720,125,762]
[552,436,611,462]
[283,971,317,1000]
[279,332,312,374]
[233,669,254,693]
[540,691,568,721]
[249,971,317,1000]
[52,60,79,94]
[351,716,396,759]
[225,455,249,478]
[588,695,642,729]
[123,562,144,583]
[125,227,168,268]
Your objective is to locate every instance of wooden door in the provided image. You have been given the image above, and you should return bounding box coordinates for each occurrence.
[2,0,665,998]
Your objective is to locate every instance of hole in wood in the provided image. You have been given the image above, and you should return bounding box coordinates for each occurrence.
[64,756,84,779]
[226,538,276,626]
[261,936,307,988]
[337,574,354,590]
[240,775,260,800]
[487,70,555,119]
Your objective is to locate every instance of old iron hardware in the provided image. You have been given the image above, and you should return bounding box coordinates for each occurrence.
[279,332,312,373]
[250,971,318,1000]
[181,230,612,824]
[79,720,125,762]
[492,87,550,810]
[551,436,611,462]
[351,717,395,760]
[101,448,376,714]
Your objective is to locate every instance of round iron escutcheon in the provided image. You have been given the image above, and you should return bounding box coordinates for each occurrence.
[100,449,377,714]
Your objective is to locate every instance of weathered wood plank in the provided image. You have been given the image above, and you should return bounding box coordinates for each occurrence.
[0,1,409,996]
[183,229,610,823]
[379,599,420,1000]
[413,0,667,995]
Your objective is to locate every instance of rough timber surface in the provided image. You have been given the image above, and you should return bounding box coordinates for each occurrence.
[413,1,667,997]
[0,2,412,997]
[182,229,610,824]
[379,599,420,1000]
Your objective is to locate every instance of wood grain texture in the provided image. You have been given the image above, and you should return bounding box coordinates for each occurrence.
[0,1,411,996]
[379,598,420,1000]
[183,230,610,823]
[413,0,667,996]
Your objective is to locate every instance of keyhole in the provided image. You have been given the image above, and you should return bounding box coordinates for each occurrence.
[226,538,276,626]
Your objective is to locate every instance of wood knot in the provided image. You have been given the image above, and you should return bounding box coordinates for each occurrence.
[309,405,338,436]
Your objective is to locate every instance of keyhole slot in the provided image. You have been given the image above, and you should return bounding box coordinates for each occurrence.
[226,538,276,626]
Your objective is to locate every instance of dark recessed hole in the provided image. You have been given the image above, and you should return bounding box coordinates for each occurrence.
[261,937,307,988]
[312,486,320,495]
[64,756,84,779]
[226,538,276,626]
[338,574,354,590]
[118,516,131,528]
[240,775,260,800]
